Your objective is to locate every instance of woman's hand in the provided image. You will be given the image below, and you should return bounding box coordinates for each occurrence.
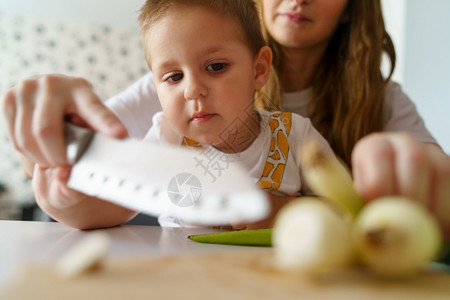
[1,74,127,173]
[33,164,137,229]
[352,132,450,236]
[232,193,296,230]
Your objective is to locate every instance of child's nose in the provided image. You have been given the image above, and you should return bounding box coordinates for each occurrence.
[184,77,208,101]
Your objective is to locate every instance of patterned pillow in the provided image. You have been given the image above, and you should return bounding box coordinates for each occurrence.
[0,13,148,214]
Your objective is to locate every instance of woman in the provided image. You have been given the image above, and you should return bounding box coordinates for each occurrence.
[1,0,449,234]
[255,0,449,234]
[255,0,449,206]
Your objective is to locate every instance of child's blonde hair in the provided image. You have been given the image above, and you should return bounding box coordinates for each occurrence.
[255,0,396,166]
[138,0,279,109]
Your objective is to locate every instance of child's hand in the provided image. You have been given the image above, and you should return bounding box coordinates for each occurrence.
[232,193,296,230]
[352,132,450,237]
[1,74,127,169]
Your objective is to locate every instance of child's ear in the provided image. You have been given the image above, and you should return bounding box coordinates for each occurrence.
[254,46,272,90]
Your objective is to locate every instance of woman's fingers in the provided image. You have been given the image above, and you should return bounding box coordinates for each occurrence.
[353,132,448,208]
[12,79,51,166]
[353,133,450,237]
[1,74,128,169]
[33,76,127,166]
[71,81,128,138]
[352,133,397,200]
[32,77,70,166]
[389,134,432,206]
[1,89,18,148]
[434,172,450,237]
[426,144,450,234]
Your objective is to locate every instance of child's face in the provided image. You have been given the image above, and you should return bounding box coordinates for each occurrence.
[145,5,268,152]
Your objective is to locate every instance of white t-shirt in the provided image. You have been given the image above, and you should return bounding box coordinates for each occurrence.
[106,72,161,138]
[145,109,332,195]
[106,72,436,144]
[144,110,332,227]
[281,82,436,143]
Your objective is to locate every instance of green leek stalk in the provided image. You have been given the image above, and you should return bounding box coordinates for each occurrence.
[188,228,272,246]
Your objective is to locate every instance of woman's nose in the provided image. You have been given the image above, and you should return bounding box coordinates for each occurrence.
[184,77,208,101]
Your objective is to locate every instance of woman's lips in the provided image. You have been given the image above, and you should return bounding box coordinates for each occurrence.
[190,113,217,123]
[282,12,311,23]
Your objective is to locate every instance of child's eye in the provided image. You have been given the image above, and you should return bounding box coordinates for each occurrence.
[206,63,227,72]
[165,73,183,82]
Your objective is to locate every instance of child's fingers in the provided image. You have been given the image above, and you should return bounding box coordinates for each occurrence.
[32,165,80,211]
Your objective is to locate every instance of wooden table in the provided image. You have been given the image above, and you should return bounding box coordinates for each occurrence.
[0,220,449,299]
[0,220,238,282]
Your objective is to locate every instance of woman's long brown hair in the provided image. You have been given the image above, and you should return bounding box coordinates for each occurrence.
[256,0,396,166]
